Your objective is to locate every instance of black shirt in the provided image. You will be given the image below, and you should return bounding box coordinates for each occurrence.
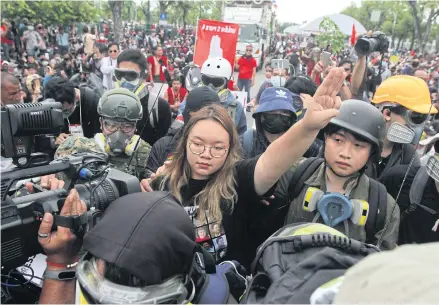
[151,156,275,270]
[137,94,172,146]
[61,87,101,138]
[380,165,439,245]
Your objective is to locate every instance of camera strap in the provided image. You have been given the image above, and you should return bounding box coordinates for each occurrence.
[54,213,88,237]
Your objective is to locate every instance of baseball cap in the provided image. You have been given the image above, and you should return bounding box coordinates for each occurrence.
[83,192,197,285]
[253,87,297,117]
[334,243,439,303]
[182,86,220,123]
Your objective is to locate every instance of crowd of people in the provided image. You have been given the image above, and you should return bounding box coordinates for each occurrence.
[1,17,439,305]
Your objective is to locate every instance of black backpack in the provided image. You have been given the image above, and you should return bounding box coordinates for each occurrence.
[240,223,380,304]
[287,157,388,244]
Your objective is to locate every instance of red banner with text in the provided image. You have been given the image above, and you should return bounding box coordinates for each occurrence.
[194,19,239,69]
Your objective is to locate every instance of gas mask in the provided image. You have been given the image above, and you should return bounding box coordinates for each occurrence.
[303,187,369,228]
[386,107,428,145]
[260,113,295,134]
[95,132,140,156]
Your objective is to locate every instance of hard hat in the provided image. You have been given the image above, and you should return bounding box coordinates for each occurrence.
[372,75,438,114]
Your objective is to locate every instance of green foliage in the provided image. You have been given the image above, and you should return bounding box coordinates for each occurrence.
[315,17,346,54]
[1,0,100,25]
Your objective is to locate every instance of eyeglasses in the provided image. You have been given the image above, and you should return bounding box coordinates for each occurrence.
[114,68,140,81]
[188,142,228,158]
[201,74,227,89]
[246,49,253,52]
[102,118,136,134]
[109,50,119,53]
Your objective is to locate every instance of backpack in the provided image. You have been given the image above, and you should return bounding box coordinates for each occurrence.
[240,223,380,304]
[287,157,388,244]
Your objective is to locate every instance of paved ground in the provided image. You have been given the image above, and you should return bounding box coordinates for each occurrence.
[233,69,267,130]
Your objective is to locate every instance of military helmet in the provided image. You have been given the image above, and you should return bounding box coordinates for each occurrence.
[327,99,386,162]
[54,136,105,160]
[97,88,143,121]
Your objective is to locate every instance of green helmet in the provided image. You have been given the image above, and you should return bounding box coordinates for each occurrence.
[97,88,143,121]
[327,99,386,162]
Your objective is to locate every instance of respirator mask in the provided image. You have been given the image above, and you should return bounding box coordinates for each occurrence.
[303,187,369,228]
[386,106,428,145]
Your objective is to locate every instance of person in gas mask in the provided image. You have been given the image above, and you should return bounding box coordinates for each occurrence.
[178,57,247,135]
[379,139,439,245]
[113,49,171,146]
[281,99,400,250]
[371,75,438,179]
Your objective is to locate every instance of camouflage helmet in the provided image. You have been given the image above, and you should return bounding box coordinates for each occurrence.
[97,88,143,121]
[54,136,105,160]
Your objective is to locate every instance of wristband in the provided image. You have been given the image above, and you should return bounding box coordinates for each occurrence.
[46,258,79,269]
[44,269,76,281]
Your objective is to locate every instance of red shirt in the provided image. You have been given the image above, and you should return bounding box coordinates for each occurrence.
[237,56,257,79]
[227,80,235,91]
[147,56,168,82]
[167,87,187,106]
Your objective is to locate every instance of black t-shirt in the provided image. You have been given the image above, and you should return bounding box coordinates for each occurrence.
[377,155,390,177]
[380,165,439,245]
[61,87,101,138]
[137,94,172,146]
[151,156,274,270]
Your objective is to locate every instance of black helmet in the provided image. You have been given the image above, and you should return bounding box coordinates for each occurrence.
[326,99,386,162]
[97,88,143,121]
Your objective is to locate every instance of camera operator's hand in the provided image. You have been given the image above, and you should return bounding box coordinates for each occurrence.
[140,178,153,192]
[25,174,65,193]
[55,133,70,146]
[38,189,86,265]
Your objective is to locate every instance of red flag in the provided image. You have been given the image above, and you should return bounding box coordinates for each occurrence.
[350,24,356,46]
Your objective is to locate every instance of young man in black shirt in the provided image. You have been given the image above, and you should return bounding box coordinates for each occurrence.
[113,49,172,146]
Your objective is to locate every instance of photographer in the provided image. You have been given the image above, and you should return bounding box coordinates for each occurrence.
[37,192,239,304]
[44,77,101,144]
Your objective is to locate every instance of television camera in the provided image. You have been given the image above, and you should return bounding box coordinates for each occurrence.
[1,102,141,272]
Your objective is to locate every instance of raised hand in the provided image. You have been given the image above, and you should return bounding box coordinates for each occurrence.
[301,67,345,132]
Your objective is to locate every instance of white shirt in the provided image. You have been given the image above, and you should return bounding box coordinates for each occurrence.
[100,56,117,91]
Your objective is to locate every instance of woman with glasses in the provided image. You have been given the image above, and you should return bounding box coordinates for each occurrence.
[144,68,346,269]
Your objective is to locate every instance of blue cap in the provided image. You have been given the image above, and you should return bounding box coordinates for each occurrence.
[253,87,297,117]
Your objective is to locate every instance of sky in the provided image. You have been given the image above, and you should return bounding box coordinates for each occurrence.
[274,0,362,24]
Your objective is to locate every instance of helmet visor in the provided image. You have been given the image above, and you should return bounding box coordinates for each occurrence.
[77,257,189,304]
[201,74,226,89]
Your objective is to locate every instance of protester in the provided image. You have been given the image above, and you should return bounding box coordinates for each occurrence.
[100,42,119,91]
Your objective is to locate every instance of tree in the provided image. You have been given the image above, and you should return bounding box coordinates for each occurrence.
[108,0,124,44]
[315,17,346,54]
[139,0,152,30]
[408,0,439,52]
[1,0,100,25]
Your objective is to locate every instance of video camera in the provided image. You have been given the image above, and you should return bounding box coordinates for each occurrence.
[1,101,64,168]
[1,103,141,272]
[355,31,389,57]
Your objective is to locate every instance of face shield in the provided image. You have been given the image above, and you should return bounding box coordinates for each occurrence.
[76,257,189,304]
[386,106,428,145]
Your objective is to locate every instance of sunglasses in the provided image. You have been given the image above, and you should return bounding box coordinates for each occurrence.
[109,50,118,53]
[201,74,226,88]
[114,68,140,82]
[246,49,253,52]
